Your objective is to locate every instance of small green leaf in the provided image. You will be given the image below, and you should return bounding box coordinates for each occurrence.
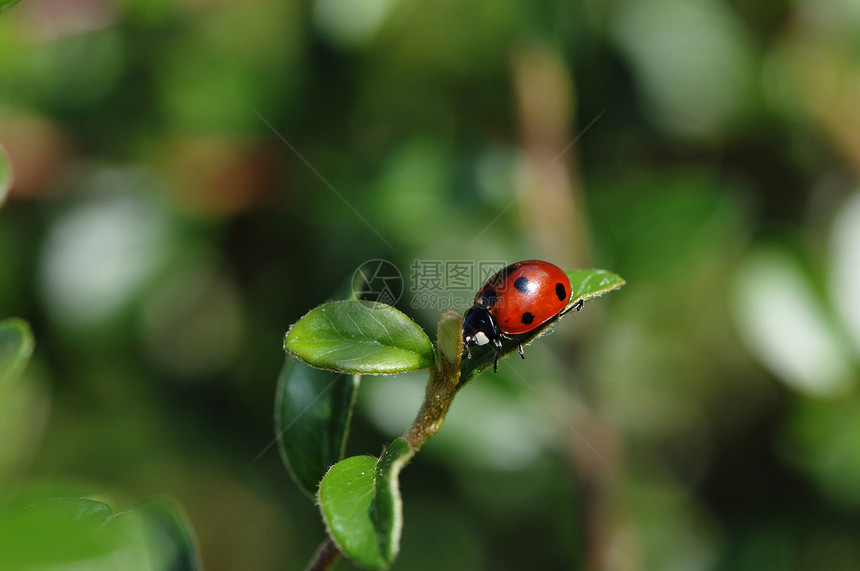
[0,494,200,570]
[318,439,413,569]
[136,498,202,570]
[0,0,25,15]
[0,318,35,389]
[0,498,129,567]
[567,269,626,304]
[0,144,10,207]
[460,269,625,382]
[285,301,435,374]
[275,357,358,496]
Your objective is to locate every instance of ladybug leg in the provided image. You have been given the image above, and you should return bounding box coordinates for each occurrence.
[463,342,472,359]
[492,337,503,373]
[517,343,525,359]
[560,298,584,316]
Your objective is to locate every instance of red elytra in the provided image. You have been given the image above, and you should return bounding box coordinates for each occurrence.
[462,260,577,372]
[474,260,572,334]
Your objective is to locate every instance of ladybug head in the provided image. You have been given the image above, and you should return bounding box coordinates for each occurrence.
[462,306,496,349]
[463,305,510,371]
[462,306,504,373]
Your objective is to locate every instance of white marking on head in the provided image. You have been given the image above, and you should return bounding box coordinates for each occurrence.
[475,331,490,346]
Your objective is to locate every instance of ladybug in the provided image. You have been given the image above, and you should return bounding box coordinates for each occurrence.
[462,260,582,372]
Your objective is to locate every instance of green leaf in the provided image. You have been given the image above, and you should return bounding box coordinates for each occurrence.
[0,319,43,483]
[0,0,25,15]
[0,318,35,389]
[136,498,202,570]
[0,498,117,566]
[285,300,436,374]
[567,269,626,304]
[460,269,625,383]
[318,439,413,570]
[275,357,358,496]
[0,494,200,570]
[0,144,10,207]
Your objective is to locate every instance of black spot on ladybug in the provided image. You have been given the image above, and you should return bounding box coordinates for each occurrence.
[556,283,566,301]
[521,312,534,324]
[514,276,530,293]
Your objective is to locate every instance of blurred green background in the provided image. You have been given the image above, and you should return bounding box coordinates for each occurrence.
[2,0,860,569]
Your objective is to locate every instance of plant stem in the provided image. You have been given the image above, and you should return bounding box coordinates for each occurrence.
[305,361,455,571]
[402,369,457,450]
[402,311,463,451]
[304,536,341,571]
[304,312,464,571]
